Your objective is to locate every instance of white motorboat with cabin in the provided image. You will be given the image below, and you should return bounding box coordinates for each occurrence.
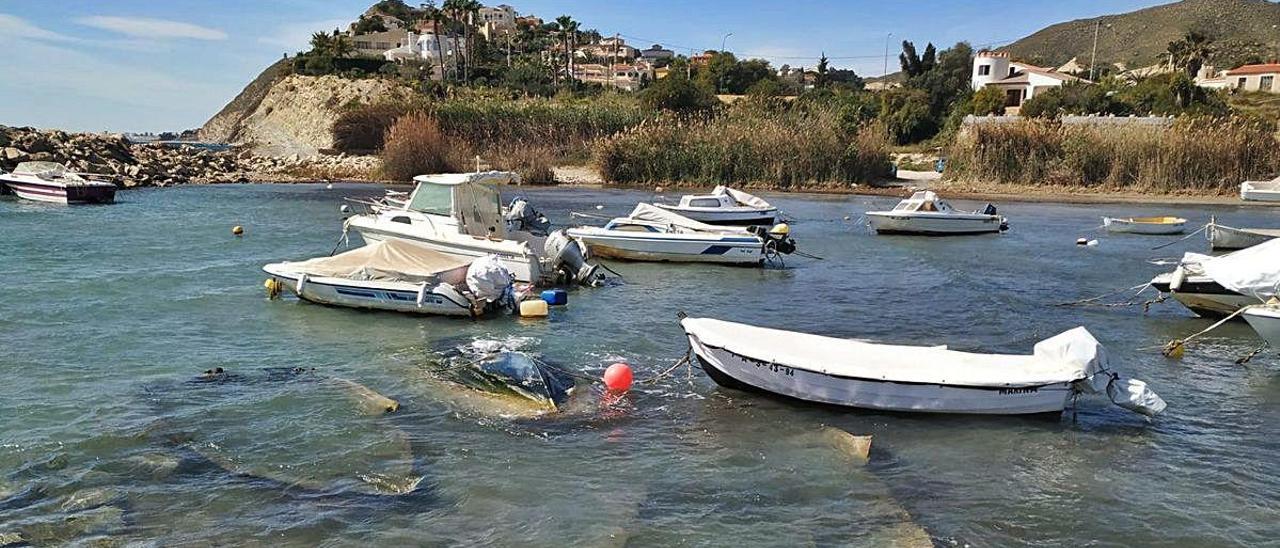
[865,191,1007,235]
[680,317,1165,417]
[344,171,602,286]
[1242,304,1280,347]
[1103,216,1187,235]
[1207,221,1280,250]
[1150,238,1280,318]
[653,186,779,225]
[263,240,517,317]
[1240,176,1280,202]
[566,204,796,265]
[0,161,116,204]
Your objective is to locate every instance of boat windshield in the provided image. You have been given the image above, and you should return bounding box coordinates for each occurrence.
[407,183,452,216]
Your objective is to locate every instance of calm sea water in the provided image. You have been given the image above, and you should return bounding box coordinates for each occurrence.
[1,184,1278,546]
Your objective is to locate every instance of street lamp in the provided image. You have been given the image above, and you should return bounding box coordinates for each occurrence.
[721,32,733,53]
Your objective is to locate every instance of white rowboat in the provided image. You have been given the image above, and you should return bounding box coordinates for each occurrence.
[1103,216,1187,235]
[1240,178,1280,202]
[680,317,1165,416]
[1207,222,1280,250]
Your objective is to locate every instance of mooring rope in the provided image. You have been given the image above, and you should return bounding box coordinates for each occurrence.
[1161,305,1256,358]
[1056,283,1152,307]
[640,353,692,386]
[1151,224,1208,251]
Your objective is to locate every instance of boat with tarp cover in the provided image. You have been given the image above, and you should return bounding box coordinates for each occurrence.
[1150,238,1280,318]
[654,186,779,226]
[263,240,517,317]
[680,317,1165,416]
[567,203,796,265]
[0,161,116,204]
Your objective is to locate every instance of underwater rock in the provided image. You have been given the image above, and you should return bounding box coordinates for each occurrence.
[59,487,123,513]
[125,453,179,481]
[17,505,125,545]
[0,532,24,547]
[820,427,872,465]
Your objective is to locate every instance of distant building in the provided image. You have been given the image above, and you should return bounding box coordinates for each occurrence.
[640,44,675,62]
[472,4,517,40]
[576,36,638,62]
[1225,63,1280,93]
[971,50,1084,114]
[572,62,653,91]
[690,51,716,67]
[351,29,412,57]
[383,32,467,79]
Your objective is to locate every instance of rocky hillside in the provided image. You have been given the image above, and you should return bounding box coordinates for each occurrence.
[199,69,412,158]
[1003,0,1280,69]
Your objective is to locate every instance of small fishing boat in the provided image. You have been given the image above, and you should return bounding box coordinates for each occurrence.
[344,171,602,286]
[680,317,1164,416]
[865,191,1007,235]
[566,204,796,265]
[263,240,517,317]
[0,161,116,204]
[653,186,779,226]
[1207,221,1280,251]
[1242,304,1280,347]
[1150,238,1280,318]
[1240,177,1280,202]
[1103,216,1187,235]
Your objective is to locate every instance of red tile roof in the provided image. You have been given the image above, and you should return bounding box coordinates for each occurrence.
[1227,63,1280,76]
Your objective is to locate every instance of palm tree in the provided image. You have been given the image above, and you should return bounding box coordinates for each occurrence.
[309,31,334,56]
[330,34,355,59]
[555,15,576,88]
[1167,31,1213,77]
[422,1,448,81]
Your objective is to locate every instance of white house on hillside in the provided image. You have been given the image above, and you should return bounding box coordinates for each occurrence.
[1225,63,1280,93]
[472,4,517,40]
[972,50,1084,113]
[383,32,467,79]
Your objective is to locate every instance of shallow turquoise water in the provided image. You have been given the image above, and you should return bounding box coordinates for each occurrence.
[1,184,1278,545]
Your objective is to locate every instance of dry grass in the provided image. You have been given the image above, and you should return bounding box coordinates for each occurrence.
[945,117,1279,193]
[379,114,448,181]
[595,104,893,187]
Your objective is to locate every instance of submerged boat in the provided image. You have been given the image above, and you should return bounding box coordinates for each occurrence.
[680,317,1164,416]
[566,204,796,265]
[1207,221,1280,251]
[0,161,116,204]
[1103,216,1187,235]
[344,171,602,286]
[1240,177,1280,202]
[1150,238,1280,318]
[653,186,779,226]
[865,191,1007,235]
[1242,304,1280,347]
[263,240,517,317]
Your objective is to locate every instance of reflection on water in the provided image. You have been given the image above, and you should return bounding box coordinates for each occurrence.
[1,184,1278,545]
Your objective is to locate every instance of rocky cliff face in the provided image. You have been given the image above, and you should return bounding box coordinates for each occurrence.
[199,70,412,158]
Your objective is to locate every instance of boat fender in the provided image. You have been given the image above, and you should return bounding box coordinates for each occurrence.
[417,283,429,306]
[296,273,307,295]
[1169,267,1186,292]
[264,278,283,299]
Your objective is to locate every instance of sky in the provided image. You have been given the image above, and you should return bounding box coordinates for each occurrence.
[0,0,1166,133]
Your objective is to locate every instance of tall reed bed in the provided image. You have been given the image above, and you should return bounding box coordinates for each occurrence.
[595,104,893,187]
[433,96,645,155]
[946,117,1279,192]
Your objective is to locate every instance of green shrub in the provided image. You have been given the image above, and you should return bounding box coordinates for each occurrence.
[970,86,1006,116]
[640,74,718,113]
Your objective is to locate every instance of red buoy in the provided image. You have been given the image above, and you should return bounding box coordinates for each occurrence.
[602,363,633,392]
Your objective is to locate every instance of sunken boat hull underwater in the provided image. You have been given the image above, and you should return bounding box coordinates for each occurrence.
[653,185,779,226]
[1149,238,1280,318]
[680,317,1165,417]
[1103,216,1187,235]
[344,171,603,286]
[566,204,796,265]
[866,191,1007,235]
[0,161,116,204]
[1207,222,1280,251]
[263,240,517,317]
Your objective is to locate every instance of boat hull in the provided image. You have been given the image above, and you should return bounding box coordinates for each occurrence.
[263,267,476,316]
[866,212,1003,235]
[1241,181,1280,202]
[1243,306,1280,346]
[348,220,542,284]
[652,204,778,226]
[1151,275,1259,318]
[1103,217,1186,235]
[567,229,764,264]
[0,179,116,204]
[687,336,1073,415]
[1208,224,1280,250]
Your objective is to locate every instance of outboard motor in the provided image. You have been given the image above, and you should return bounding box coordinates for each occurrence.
[505,197,552,236]
[544,230,605,286]
[751,223,798,257]
[981,203,1010,232]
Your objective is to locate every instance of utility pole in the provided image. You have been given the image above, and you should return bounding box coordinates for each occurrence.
[883,32,893,81]
[1090,20,1102,81]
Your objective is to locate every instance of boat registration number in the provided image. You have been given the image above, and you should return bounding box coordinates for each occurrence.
[999,387,1039,395]
[756,362,795,376]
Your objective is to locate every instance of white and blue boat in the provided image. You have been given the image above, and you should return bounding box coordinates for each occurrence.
[567,204,795,265]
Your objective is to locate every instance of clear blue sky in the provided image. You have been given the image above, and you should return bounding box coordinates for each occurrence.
[0,0,1163,133]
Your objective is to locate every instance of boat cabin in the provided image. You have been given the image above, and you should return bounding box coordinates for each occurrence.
[12,162,88,183]
[677,192,736,209]
[890,191,956,214]
[398,171,519,238]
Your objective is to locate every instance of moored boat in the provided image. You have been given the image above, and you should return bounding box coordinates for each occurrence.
[653,186,779,226]
[0,161,116,204]
[1103,216,1187,235]
[566,204,796,265]
[1150,238,1280,318]
[680,317,1164,416]
[344,171,603,286]
[865,191,1007,235]
[263,240,517,317]
[1240,177,1280,202]
[1207,222,1280,251]
[1242,304,1280,347]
